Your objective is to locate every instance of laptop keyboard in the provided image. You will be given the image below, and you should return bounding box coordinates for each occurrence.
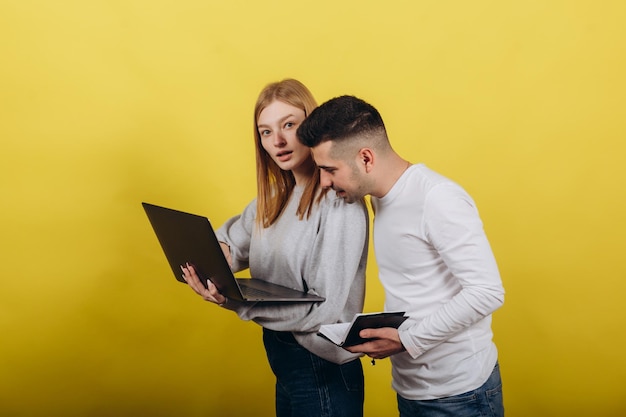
[240,284,276,298]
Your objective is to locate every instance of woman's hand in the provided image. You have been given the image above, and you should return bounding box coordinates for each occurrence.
[219,241,233,268]
[180,263,227,305]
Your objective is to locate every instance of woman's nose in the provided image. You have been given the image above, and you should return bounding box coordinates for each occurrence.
[273,131,287,146]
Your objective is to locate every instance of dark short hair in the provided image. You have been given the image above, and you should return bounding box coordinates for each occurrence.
[297,95,386,147]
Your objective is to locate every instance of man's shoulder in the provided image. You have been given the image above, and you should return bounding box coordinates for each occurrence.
[411,164,451,184]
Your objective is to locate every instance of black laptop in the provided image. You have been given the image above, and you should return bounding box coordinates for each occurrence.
[142,202,325,303]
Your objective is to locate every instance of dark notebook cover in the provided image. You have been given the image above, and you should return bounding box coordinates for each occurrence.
[318,311,408,347]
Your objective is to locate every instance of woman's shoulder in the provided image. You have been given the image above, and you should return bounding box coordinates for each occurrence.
[317,189,343,206]
[317,191,368,217]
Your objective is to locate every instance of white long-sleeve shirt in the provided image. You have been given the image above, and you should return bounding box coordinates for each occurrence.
[372,164,505,400]
[217,186,369,364]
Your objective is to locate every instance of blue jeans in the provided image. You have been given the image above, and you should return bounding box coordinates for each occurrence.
[263,328,364,417]
[397,362,504,417]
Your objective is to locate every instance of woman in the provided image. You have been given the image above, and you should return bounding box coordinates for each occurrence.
[182,79,369,417]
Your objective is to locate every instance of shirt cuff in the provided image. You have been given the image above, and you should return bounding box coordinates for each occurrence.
[398,321,426,359]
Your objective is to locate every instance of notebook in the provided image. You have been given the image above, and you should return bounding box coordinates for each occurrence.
[142,202,325,303]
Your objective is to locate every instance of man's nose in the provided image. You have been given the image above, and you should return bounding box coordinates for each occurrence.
[320,170,332,189]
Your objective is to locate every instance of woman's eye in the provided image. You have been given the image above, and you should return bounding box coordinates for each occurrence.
[285,122,294,129]
[260,129,271,136]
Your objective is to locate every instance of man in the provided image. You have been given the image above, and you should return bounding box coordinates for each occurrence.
[297,95,505,417]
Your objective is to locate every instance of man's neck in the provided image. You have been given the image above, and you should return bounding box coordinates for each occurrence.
[372,153,411,198]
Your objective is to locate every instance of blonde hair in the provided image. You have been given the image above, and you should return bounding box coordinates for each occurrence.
[253,79,326,228]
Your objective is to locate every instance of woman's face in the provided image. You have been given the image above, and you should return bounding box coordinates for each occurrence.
[257,100,313,179]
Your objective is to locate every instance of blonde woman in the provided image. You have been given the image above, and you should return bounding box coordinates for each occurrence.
[183,79,369,417]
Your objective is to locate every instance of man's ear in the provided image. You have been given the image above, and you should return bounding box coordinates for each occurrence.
[358,148,375,173]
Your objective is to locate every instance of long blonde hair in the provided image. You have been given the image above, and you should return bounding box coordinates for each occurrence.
[253,79,326,228]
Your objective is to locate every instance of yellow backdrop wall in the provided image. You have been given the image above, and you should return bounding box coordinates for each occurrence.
[1,1,625,416]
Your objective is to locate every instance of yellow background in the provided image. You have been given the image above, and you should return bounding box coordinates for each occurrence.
[1,1,625,416]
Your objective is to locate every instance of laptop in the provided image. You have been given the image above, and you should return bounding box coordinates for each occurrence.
[142,202,325,303]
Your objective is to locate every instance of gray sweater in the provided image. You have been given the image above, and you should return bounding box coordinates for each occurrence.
[216,186,369,364]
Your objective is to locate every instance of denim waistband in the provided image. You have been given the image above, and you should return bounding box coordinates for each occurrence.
[263,327,297,342]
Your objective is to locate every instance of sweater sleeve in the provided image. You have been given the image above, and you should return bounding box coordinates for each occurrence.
[214,199,256,273]
[398,183,505,359]
[236,196,368,332]
[224,196,369,364]
[213,194,369,363]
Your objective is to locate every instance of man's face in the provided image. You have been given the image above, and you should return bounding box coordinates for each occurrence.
[311,141,369,203]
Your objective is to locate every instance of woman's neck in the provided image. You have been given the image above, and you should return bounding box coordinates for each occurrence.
[292,158,315,186]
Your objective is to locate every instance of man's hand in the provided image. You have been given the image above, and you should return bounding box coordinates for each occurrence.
[180,263,227,305]
[345,328,405,359]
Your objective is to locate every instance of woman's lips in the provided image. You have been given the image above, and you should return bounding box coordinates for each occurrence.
[276,150,293,162]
